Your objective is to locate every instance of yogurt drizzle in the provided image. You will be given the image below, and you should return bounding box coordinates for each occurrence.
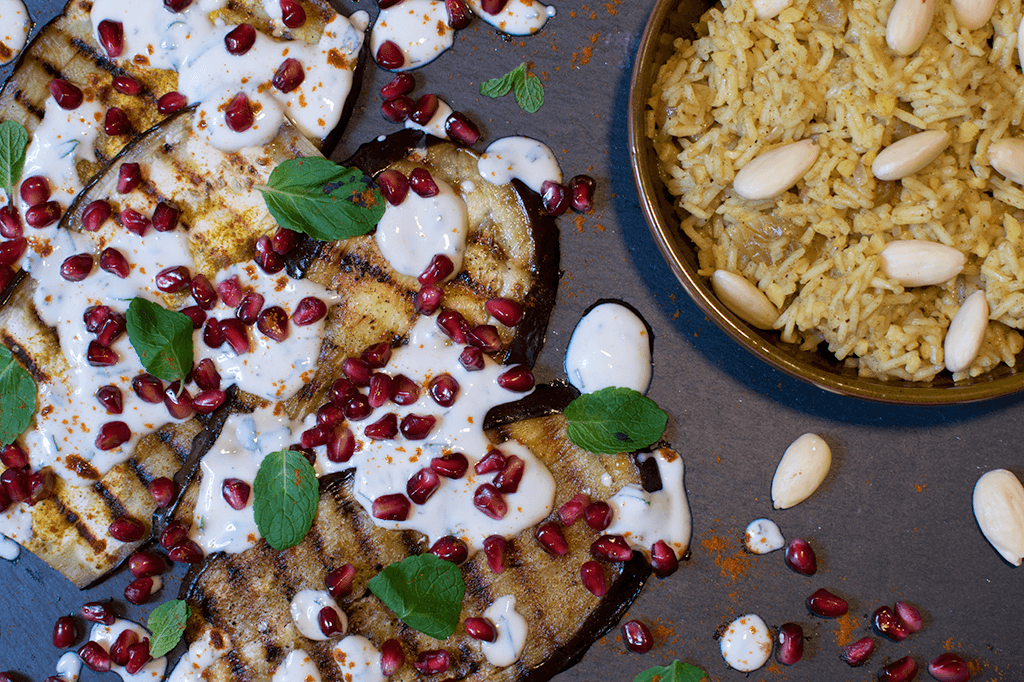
[480,595,529,667]
[605,448,691,559]
[564,302,653,395]
[0,0,30,65]
[90,619,168,681]
[477,136,562,194]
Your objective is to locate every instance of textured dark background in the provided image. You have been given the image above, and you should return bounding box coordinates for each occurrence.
[2,0,1023,679]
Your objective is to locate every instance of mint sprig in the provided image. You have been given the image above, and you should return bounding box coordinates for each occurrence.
[257,157,385,242]
[564,387,668,454]
[0,120,29,196]
[0,346,35,446]
[480,63,545,113]
[148,599,189,658]
[368,554,465,639]
[126,298,194,384]
[635,661,708,682]
[253,450,319,550]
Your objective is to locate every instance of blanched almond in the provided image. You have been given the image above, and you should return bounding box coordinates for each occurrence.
[753,0,792,20]
[880,240,965,287]
[944,290,988,373]
[872,130,950,181]
[711,270,779,329]
[973,469,1024,566]
[733,140,819,201]
[772,433,831,510]
[886,0,935,56]
[988,138,1024,185]
[952,0,997,29]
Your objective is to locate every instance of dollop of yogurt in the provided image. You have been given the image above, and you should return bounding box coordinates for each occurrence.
[271,650,322,682]
[480,595,528,667]
[477,136,561,194]
[371,0,453,71]
[605,448,690,559]
[290,590,346,641]
[565,302,653,394]
[743,518,784,554]
[330,635,385,682]
[374,178,469,279]
[0,0,31,65]
[467,0,555,35]
[719,614,772,672]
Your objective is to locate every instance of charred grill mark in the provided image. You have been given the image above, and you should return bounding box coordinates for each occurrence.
[0,333,49,383]
[13,89,45,121]
[335,249,398,288]
[49,494,109,553]
[65,454,101,480]
[225,649,248,682]
[69,36,115,72]
[92,480,130,519]
[126,456,154,487]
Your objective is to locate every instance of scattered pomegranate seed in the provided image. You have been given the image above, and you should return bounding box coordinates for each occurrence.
[462,616,497,642]
[806,588,849,617]
[327,425,356,463]
[110,629,139,666]
[78,641,112,672]
[541,180,569,215]
[474,483,508,519]
[168,540,204,563]
[163,383,193,419]
[128,550,166,579]
[223,92,254,132]
[591,534,633,562]
[381,73,415,100]
[221,478,251,510]
[368,373,392,408]
[569,174,597,212]
[361,342,392,368]
[420,256,457,287]
[342,357,372,386]
[407,468,441,504]
[437,309,469,343]
[157,91,188,114]
[365,413,399,440]
[0,263,16,291]
[81,602,116,625]
[257,306,289,342]
[293,296,328,325]
[20,175,50,205]
[344,394,372,421]
[104,106,130,136]
[147,477,176,508]
[584,501,613,530]
[218,275,243,306]
[580,561,608,596]
[413,650,451,675]
[98,247,130,278]
[96,311,126,346]
[25,201,62,228]
[430,452,468,479]
[49,79,83,109]
[559,493,589,526]
[254,235,284,273]
[160,522,189,550]
[221,318,251,354]
[280,0,306,27]
[301,424,331,449]
[445,111,480,146]
[109,515,146,542]
[622,620,653,653]
[0,238,26,267]
[784,537,817,575]
[400,414,436,440]
[326,563,356,598]
[376,40,405,69]
[485,297,524,326]
[880,656,919,682]
[98,21,124,59]
[840,636,875,666]
[60,253,94,281]
[118,162,142,193]
[0,206,23,237]
[82,199,112,232]
[409,167,440,197]
[475,449,506,475]
[428,374,459,407]
[493,455,525,493]
[330,377,358,404]
[164,0,192,11]
[480,0,510,14]
[119,209,151,236]
[202,320,224,348]
[372,493,411,520]
[497,365,534,391]
[873,605,909,641]
[27,468,56,505]
[193,389,226,414]
[445,0,472,28]
[0,444,28,468]
[125,576,159,604]
[132,374,164,403]
[389,374,420,404]
[895,601,923,633]
[430,536,468,564]
[482,534,507,573]
[112,75,141,95]
[776,622,803,665]
[1,468,29,503]
[52,616,77,648]
[928,653,969,682]
[650,540,680,577]
[318,606,344,638]
[414,284,443,315]
[535,521,569,556]
[95,421,131,450]
[377,169,410,205]
[411,93,439,125]
[468,324,501,352]
[380,638,405,676]
[273,58,305,93]
[125,640,152,675]
[225,23,256,54]
[381,95,414,123]
[272,227,300,254]
[96,384,123,414]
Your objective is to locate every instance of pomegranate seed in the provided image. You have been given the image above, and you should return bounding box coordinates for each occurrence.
[468,325,501,352]
[27,468,56,505]
[1,444,28,468]
[257,306,289,342]
[381,73,415,100]
[149,202,178,233]
[361,342,392,368]
[376,40,405,69]
[318,607,345,638]
[157,91,188,114]
[459,616,497,642]
[378,0,404,7]
[60,253,94,281]
[380,639,405,676]
[541,180,569,215]
[327,426,356,463]
[570,174,597,212]
[493,455,525,493]
[129,550,166,578]
[377,169,409,205]
[160,522,189,550]
[873,605,909,641]
[104,106,130,135]
[650,540,680,577]
[591,534,633,562]
[96,311,126,346]
[413,650,450,675]
[96,384,123,414]
[221,478,251,510]
[118,162,142,193]
[445,111,480,146]
[49,79,83,109]
[400,414,436,440]
[111,629,140,666]
[584,501,613,530]
[253,236,284,274]
[273,58,305,93]
[82,199,111,232]
[483,535,507,573]
[52,616,77,648]
[183,309,207,330]
[785,537,817,575]
[474,483,508,519]
[580,560,608,596]
[20,175,50,205]
[445,0,472,28]
[881,656,920,682]
[0,238,26,266]
[407,468,441,504]
[1,468,29,503]
[776,622,803,665]
[326,563,356,598]
[280,0,306,28]
[81,602,115,625]
[236,292,264,325]
[186,275,216,311]
[344,394,372,421]
[300,424,331,449]
[217,275,243,306]
[389,374,420,404]
[164,0,192,11]
[272,227,300,254]
[125,642,152,675]
[148,477,176,507]
[109,515,145,542]
[225,23,256,54]
[342,357,372,386]
[840,636,875,666]
[414,284,443,315]
[112,75,141,95]
[806,588,848,617]
[124,576,159,604]
[437,309,469,343]
[0,206,22,237]
[0,264,14,290]
[535,521,569,556]
[419,254,454,285]
[895,601,923,633]
[98,247,129,278]
[78,641,111,672]
[559,493,589,526]
[25,201,62,228]
[164,383,193,419]
[475,449,506,475]
[480,0,509,14]
[168,540,203,563]
[97,19,124,57]
[381,95,414,123]
[428,374,459,407]
[202,322,223,351]
[368,373,392,408]
[95,421,131,450]
[497,365,534,391]
[485,297,524,326]
[430,535,468,564]
[410,94,439,125]
[365,413,399,440]
[132,374,164,403]
[373,493,410,520]
[293,296,327,325]
[430,452,468,479]
[119,208,151,235]
[221,318,251,354]
[622,620,653,653]
[409,167,440,198]
[0,482,10,513]
[317,403,345,427]
[193,389,226,414]
[928,653,969,682]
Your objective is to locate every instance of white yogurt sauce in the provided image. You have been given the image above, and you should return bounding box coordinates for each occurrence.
[330,636,384,682]
[564,302,652,395]
[605,449,690,559]
[271,650,322,682]
[374,178,469,280]
[467,0,555,34]
[166,629,231,682]
[0,534,20,560]
[743,518,784,554]
[480,595,528,667]
[370,0,453,71]
[477,137,561,194]
[405,98,453,139]
[0,492,35,548]
[0,0,30,65]
[55,652,83,682]
[290,590,346,641]
[719,613,772,672]
[90,619,167,681]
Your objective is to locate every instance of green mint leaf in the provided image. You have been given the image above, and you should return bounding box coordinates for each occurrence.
[0,120,29,195]
[0,346,36,446]
[253,450,319,550]
[565,387,668,454]
[513,73,545,113]
[368,554,465,639]
[125,298,194,384]
[258,157,385,242]
[634,661,708,682]
[480,72,516,98]
[147,599,189,658]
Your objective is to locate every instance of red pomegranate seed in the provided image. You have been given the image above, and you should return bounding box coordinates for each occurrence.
[410,94,439,125]
[60,253,93,281]
[570,174,597,212]
[104,106,130,135]
[111,629,139,666]
[381,72,415,100]
[193,389,226,414]
[377,169,409,205]
[413,650,450,675]
[82,199,111,232]
[257,306,289,342]
[880,656,919,682]
[462,616,496,642]
[273,58,305,92]
[445,111,480,146]
[124,576,158,605]
[776,622,803,665]
[221,318,251,354]
[95,421,131,450]
[124,642,152,676]
[475,449,506,475]
[408,167,440,198]
[0,238,26,266]
[96,311,126,346]
[895,601,923,633]
[541,180,569,215]
[400,414,436,440]
[591,534,633,562]
[326,563,356,598]
[474,483,508,519]
[480,0,509,13]
[580,560,608,596]
[378,0,404,7]
[381,95,414,123]
[160,522,189,550]
[584,501,613,530]
[87,341,117,366]
[437,309,469,343]
[112,75,141,95]
[157,91,188,114]
[99,247,129,278]
[840,636,875,666]
[221,478,251,510]
[319,403,346,426]
[493,455,525,493]
[81,602,115,625]
[873,605,909,641]
[84,305,111,333]
[344,394,372,421]
[118,162,142,193]
[49,79,83,109]
[928,653,969,682]
[483,535,507,573]
[97,20,125,57]
[785,537,817,575]
[376,40,405,69]
[365,413,399,440]
[109,515,145,542]
[202,322,223,352]
[164,0,192,11]
[225,23,256,54]
[559,493,589,526]
[497,365,534,391]
[368,373,392,408]
[535,521,569,556]
[0,206,23,237]
[419,254,454,285]
[20,175,50,205]
[235,292,263,324]
[0,264,13,290]
[414,284,443,315]
[163,383,193,419]
[181,303,206,326]
[26,201,62,228]
[430,535,468,564]
[132,374,164,403]
[622,620,653,653]
[1,444,28,468]
[380,638,405,676]
[52,616,77,648]
[186,276,216,312]
[373,493,410,520]
[407,467,440,504]
[78,641,111,672]
[27,468,56,505]
[272,227,299,254]
[806,588,849,617]
[1,468,29,503]
[129,550,166,578]
[430,452,468,479]
[468,324,501,352]
[361,342,392,368]
[315,606,344,638]
[96,384,123,414]
[0,482,12,512]
[119,209,151,235]
[389,374,420,404]
[442,0,471,27]
[293,296,328,325]
[280,0,306,28]
[168,540,203,563]
[150,202,177,232]
[428,374,459,407]
[342,357,372,386]
[254,235,284,273]
[217,275,243,306]
[301,424,331,448]
[650,540,680,577]
[485,297,524,326]
[327,425,356,463]
[148,477,176,507]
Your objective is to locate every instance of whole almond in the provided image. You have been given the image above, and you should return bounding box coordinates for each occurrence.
[952,0,997,29]
[879,240,965,287]
[733,140,819,201]
[944,290,988,373]
[772,433,831,510]
[711,270,779,329]
[886,0,935,56]
[973,469,1024,566]
[988,138,1024,185]
[753,0,792,20]
[872,130,950,181]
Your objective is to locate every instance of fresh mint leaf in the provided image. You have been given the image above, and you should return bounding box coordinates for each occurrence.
[253,449,319,550]
[126,298,194,384]
[513,73,545,113]
[147,599,189,658]
[0,120,29,195]
[257,157,384,242]
[0,346,35,446]
[481,63,525,98]
[635,661,708,682]
[368,554,465,639]
[565,387,668,454]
